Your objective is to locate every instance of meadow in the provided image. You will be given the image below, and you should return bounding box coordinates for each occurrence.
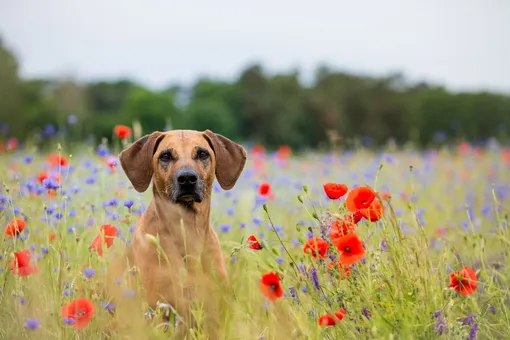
[0,141,509,340]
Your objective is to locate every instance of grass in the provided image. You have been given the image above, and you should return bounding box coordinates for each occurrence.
[0,144,509,340]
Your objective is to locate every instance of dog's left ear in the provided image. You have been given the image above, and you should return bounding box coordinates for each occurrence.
[203,130,247,190]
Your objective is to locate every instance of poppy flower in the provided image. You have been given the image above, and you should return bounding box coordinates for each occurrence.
[303,237,329,259]
[449,266,477,296]
[328,262,351,280]
[334,308,347,321]
[323,183,348,200]
[318,314,336,327]
[360,198,384,222]
[258,182,271,196]
[49,233,57,242]
[37,171,49,184]
[276,145,292,159]
[260,272,283,301]
[8,249,38,277]
[345,186,376,212]
[329,219,356,245]
[345,211,364,224]
[89,224,118,256]
[7,137,19,151]
[334,233,366,265]
[5,219,26,237]
[247,235,263,250]
[114,125,132,139]
[47,154,68,167]
[61,297,96,328]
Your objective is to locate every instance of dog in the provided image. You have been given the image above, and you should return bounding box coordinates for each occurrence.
[106,129,246,339]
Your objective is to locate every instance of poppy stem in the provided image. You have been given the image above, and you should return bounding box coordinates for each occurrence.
[263,204,299,277]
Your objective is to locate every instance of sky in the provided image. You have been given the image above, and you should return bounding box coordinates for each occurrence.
[1,0,509,92]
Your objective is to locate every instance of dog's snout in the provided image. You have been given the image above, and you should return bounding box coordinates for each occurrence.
[177,169,198,186]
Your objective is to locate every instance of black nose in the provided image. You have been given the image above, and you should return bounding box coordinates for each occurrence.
[176,169,198,186]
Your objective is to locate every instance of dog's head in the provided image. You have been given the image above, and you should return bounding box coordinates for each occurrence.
[119,130,247,205]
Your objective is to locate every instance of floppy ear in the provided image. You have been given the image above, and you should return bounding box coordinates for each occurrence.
[203,130,247,190]
[119,131,164,192]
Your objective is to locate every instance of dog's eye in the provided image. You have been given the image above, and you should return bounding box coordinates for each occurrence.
[197,150,209,160]
[159,151,174,162]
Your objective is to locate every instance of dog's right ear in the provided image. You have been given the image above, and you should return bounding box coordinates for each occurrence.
[119,131,164,192]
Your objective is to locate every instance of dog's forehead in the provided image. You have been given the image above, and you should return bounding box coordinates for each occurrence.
[157,130,210,151]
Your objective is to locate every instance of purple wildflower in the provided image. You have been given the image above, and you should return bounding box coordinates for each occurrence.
[310,267,320,291]
[433,310,448,336]
[123,200,134,209]
[83,268,96,278]
[219,224,231,232]
[63,317,75,325]
[42,178,60,190]
[24,318,40,330]
[24,156,33,164]
[468,324,478,340]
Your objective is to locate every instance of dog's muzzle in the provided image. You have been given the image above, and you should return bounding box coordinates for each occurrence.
[172,168,204,204]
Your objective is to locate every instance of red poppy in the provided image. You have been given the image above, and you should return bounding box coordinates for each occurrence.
[258,182,271,196]
[8,249,38,277]
[449,266,477,296]
[5,219,26,237]
[37,171,49,184]
[346,186,376,212]
[318,314,336,327]
[89,224,118,256]
[47,154,68,167]
[247,235,263,250]
[61,297,96,328]
[276,145,292,159]
[334,308,347,321]
[7,137,18,151]
[329,219,356,245]
[114,125,132,139]
[260,272,283,301]
[251,145,265,156]
[49,233,57,242]
[323,183,348,200]
[334,233,366,266]
[345,211,364,224]
[380,192,392,201]
[303,237,329,259]
[360,198,384,222]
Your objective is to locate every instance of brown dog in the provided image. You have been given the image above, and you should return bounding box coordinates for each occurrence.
[107,129,246,339]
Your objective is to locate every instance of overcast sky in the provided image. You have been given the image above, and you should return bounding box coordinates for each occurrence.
[1,0,509,92]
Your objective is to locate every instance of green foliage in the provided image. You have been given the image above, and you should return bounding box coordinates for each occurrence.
[1,37,509,149]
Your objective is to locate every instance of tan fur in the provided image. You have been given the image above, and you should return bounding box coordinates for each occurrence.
[106,129,246,339]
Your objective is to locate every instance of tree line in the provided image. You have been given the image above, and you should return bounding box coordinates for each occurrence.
[1,37,509,151]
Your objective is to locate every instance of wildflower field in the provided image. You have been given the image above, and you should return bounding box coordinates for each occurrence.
[1,140,509,340]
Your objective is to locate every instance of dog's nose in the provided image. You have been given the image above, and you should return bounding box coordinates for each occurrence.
[176,169,198,186]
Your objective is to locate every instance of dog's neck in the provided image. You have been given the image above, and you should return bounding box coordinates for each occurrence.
[146,186,212,235]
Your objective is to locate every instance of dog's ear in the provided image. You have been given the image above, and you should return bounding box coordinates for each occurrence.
[119,131,164,192]
[203,130,247,190]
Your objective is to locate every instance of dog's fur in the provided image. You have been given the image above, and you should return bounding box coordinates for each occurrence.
[105,129,246,339]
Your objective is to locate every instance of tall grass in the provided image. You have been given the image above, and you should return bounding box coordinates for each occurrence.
[0,146,508,339]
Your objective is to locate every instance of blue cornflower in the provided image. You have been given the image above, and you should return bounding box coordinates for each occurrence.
[29,244,36,251]
[219,224,231,232]
[381,240,389,252]
[45,206,55,215]
[226,207,234,216]
[63,289,74,296]
[123,200,134,209]
[100,301,115,312]
[55,212,63,220]
[63,317,75,325]
[97,144,110,157]
[253,217,262,226]
[42,178,59,190]
[68,209,76,218]
[240,222,246,229]
[276,257,284,264]
[300,286,308,293]
[24,155,33,164]
[85,176,96,185]
[104,198,119,208]
[24,318,40,330]
[19,297,26,305]
[67,226,75,233]
[41,247,49,254]
[83,268,96,278]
